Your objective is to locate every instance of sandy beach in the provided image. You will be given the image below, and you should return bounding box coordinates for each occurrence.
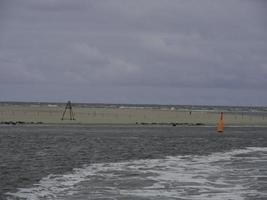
[0,104,267,126]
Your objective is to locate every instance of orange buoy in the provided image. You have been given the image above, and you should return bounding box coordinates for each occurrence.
[217,112,224,133]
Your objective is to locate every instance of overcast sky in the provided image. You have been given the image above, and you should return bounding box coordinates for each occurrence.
[0,0,267,106]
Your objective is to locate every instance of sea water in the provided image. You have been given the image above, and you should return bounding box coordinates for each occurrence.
[1,125,267,200]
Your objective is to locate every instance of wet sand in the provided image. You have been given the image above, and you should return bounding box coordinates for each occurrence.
[0,104,267,125]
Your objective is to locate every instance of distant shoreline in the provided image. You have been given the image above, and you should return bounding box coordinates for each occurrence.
[1,101,267,110]
[0,103,267,126]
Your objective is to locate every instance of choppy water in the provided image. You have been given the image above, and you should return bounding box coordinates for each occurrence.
[1,125,267,200]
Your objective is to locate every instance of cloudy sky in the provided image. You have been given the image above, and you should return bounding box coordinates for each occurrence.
[0,0,267,106]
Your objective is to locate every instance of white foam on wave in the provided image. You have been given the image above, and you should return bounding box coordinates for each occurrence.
[6,147,267,200]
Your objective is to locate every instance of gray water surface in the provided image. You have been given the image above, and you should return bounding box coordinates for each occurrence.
[1,125,267,199]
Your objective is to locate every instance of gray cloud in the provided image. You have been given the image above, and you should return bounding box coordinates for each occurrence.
[0,0,267,105]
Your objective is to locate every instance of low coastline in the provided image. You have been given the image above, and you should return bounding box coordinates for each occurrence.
[0,103,267,126]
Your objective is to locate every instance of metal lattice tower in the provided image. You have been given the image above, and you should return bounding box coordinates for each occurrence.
[61,101,75,120]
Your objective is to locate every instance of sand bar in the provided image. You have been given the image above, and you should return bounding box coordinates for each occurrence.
[0,104,267,126]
